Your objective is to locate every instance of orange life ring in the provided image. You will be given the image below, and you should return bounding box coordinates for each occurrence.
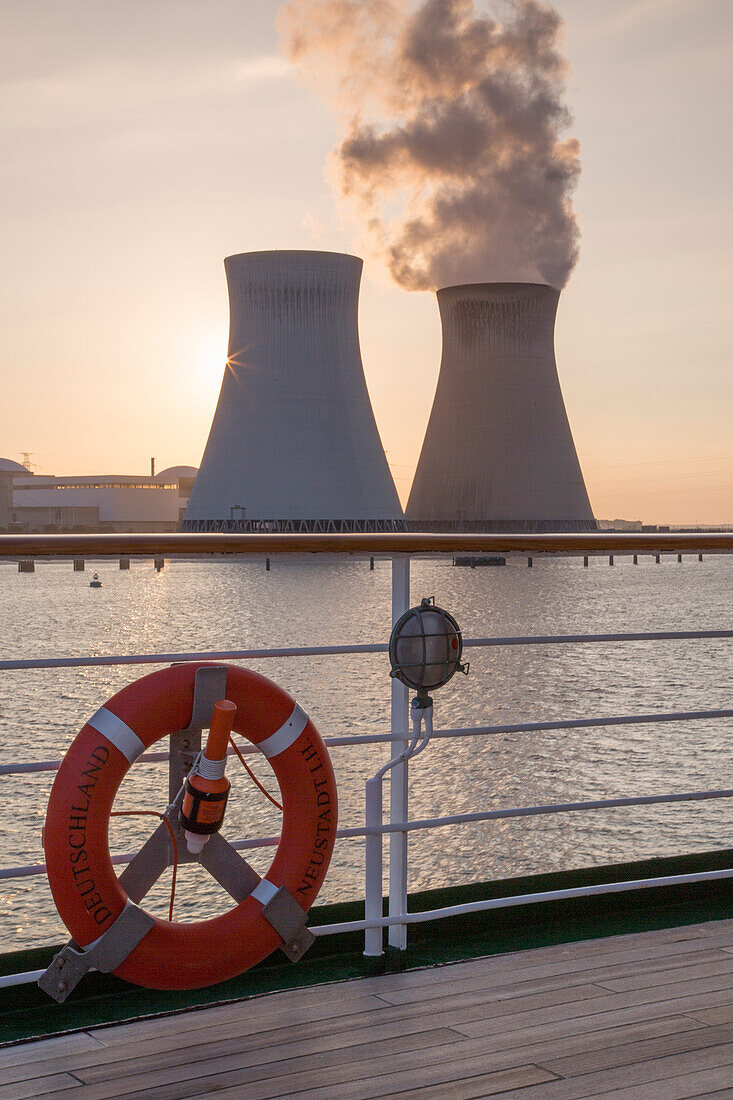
[44,663,338,990]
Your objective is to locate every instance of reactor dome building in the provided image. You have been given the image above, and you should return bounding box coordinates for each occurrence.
[406,282,596,532]
[183,250,405,532]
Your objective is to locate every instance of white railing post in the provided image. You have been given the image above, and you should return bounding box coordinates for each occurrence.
[363,777,383,957]
[388,554,410,952]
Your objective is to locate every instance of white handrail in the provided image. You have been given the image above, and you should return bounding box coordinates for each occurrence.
[1,628,730,672]
[313,867,733,935]
[3,788,730,883]
[3,707,732,776]
[371,788,733,835]
[4,863,731,992]
[5,708,730,778]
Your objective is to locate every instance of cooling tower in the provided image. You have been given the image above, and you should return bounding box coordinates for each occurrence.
[406,282,596,532]
[183,251,404,532]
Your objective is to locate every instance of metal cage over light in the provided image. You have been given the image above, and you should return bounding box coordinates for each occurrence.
[389,597,467,697]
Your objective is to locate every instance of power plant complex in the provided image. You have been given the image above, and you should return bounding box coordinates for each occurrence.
[4,252,596,535]
[182,251,405,532]
[184,254,594,535]
[406,282,596,532]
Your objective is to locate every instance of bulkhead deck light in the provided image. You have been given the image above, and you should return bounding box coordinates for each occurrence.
[388,597,468,707]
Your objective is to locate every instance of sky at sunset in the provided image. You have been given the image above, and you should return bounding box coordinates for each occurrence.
[1,0,731,525]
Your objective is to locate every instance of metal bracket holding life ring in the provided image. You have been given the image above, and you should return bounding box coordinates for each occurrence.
[39,662,338,1000]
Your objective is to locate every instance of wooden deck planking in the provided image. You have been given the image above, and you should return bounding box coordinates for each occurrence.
[184,1029,733,1100]
[68,921,733,1058]
[451,976,733,1039]
[495,1044,733,1099]
[0,1074,82,1100]
[372,948,733,1006]
[79,920,733,1049]
[2,1010,711,1097]
[88,1017,704,1099]
[0,917,730,1100]
[0,1032,107,1070]
[162,1030,730,1100]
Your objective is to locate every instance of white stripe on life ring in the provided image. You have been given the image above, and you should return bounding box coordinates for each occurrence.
[87,707,146,764]
[257,703,308,759]
[250,879,279,907]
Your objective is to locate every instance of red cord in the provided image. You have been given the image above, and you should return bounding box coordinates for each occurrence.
[111,809,178,921]
[229,736,283,811]
[110,739,280,924]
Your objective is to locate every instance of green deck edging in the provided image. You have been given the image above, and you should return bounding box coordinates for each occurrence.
[0,848,730,1045]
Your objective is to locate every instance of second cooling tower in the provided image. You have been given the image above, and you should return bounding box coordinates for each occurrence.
[406,282,596,533]
[183,251,404,532]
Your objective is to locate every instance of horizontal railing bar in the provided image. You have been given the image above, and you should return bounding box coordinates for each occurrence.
[372,789,733,835]
[0,970,45,989]
[0,863,47,880]
[364,709,733,742]
[1,628,730,673]
[0,642,387,672]
[0,843,290,881]
[467,629,733,648]
[312,868,733,935]
[1,531,732,559]
[3,708,733,776]
[4,864,731,990]
[3,788,730,881]
[0,760,61,775]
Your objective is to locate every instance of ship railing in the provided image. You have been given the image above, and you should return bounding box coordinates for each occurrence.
[0,531,731,987]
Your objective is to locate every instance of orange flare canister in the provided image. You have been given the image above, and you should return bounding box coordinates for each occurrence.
[180,699,237,854]
[204,699,237,763]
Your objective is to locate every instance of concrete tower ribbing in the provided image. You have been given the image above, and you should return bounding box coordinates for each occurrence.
[183,251,404,532]
[406,282,596,532]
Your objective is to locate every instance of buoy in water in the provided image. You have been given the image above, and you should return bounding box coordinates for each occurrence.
[89,571,102,588]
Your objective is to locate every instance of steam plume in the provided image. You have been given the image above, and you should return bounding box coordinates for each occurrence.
[278,0,581,289]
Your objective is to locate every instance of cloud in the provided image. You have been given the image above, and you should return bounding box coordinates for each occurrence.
[0,53,290,131]
[593,0,707,36]
[233,54,292,84]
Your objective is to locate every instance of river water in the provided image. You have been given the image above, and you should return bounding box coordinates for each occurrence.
[0,553,731,952]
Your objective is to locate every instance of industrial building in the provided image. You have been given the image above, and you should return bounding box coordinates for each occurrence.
[406,282,597,532]
[155,465,198,525]
[183,250,405,532]
[0,461,195,532]
[0,459,25,530]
